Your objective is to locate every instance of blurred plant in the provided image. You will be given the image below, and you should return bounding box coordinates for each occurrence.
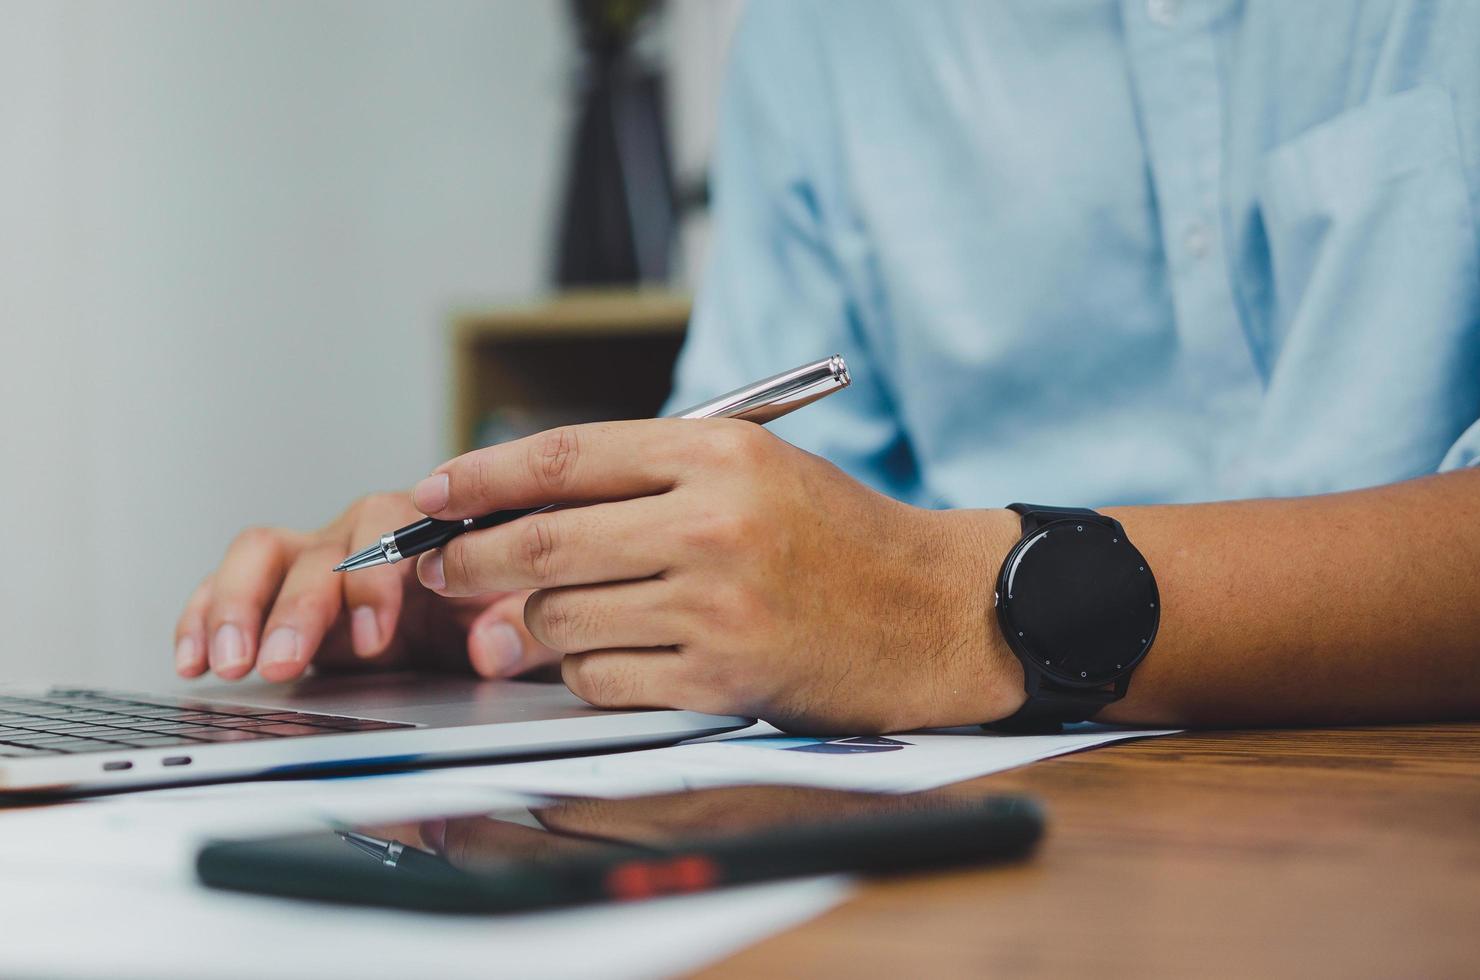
[555,0,675,287]
[571,0,660,56]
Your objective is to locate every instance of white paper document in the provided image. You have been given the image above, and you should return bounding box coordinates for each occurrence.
[0,860,851,980]
[0,723,1173,979]
[387,722,1177,798]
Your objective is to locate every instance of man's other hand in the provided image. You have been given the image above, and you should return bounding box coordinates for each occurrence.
[174,493,559,683]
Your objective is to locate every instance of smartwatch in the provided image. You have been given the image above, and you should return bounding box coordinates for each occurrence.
[988,503,1159,732]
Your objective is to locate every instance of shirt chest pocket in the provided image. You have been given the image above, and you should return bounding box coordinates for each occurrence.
[1258,84,1476,334]
[1249,84,1480,488]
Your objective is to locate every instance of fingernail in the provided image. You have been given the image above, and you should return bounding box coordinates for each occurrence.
[471,621,523,677]
[419,819,448,854]
[210,623,248,671]
[350,606,381,657]
[259,627,300,666]
[420,552,446,591]
[412,473,450,514]
[175,636,200,672]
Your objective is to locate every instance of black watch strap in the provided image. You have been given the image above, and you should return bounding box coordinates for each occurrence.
[1008,502,1105,531]
[987,503,1124,734]
[988,686,1121,733]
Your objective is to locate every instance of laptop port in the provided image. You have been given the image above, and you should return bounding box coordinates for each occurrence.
[102,761,132,772]
[162,756,192,767]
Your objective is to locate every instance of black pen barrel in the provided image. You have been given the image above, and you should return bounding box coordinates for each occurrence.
[391,517,463,558]
[391,507,543,562]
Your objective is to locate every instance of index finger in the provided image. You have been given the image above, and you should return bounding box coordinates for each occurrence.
[411,419,721,520]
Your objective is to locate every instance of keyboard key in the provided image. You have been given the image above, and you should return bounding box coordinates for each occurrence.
[24,739,117,754]
[13,708,70,720]
[112,707,191,719]
[194,705,281,717]
[255,723,336,737]
[24,736,101,747]
[117,720,193,732]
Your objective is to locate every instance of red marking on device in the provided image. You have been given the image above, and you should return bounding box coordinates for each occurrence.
[606,861,657,901]
[666,855,718,892]
[605,855,719,901]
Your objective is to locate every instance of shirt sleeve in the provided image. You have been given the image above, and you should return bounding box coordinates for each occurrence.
[663,0,924,504]
[1439,417,1480,470]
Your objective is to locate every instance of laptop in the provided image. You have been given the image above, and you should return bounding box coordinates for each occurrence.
[0,672,749,796]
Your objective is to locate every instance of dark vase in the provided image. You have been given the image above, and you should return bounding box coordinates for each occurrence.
[555,0,676,287]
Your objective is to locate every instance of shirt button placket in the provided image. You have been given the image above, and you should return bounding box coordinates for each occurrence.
[1182,221,1211,260]
[1121,0,1263,488]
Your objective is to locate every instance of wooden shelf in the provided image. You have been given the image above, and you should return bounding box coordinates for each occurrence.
[449,289,691,455]
[453,289,691,341]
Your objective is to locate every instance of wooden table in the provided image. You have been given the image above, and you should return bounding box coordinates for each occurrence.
[701,724,1480,978]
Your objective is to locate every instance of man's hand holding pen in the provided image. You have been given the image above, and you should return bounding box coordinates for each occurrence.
[176,416,1027,733]
[405,418,1025,732]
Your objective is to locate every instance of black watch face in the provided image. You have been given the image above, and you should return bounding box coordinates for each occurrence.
[998,520,1159,687]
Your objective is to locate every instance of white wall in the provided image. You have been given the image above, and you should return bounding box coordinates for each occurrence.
[0,1,575,689]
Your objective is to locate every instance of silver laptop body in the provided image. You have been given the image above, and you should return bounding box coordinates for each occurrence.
[0,673,749,796]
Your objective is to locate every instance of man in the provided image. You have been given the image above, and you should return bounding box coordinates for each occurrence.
[175,1,1480,732]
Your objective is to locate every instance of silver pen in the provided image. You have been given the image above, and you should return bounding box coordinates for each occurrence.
[335,355,851,572]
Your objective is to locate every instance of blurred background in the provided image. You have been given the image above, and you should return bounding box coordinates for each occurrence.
[0,0,742,689]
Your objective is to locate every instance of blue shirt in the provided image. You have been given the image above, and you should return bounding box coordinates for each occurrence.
[666,0,1480,508]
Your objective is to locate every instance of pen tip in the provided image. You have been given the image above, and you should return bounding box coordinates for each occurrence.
[333,542,392,573]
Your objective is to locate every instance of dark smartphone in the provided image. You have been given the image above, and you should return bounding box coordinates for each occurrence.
[197,784,1044,914]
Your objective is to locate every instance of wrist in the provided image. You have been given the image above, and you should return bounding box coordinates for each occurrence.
[920,508,1028,727]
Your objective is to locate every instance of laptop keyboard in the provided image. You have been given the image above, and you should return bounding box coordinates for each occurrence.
[0,689,412,757]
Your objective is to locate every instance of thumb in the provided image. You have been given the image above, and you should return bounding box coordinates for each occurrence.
[466,591,560,678]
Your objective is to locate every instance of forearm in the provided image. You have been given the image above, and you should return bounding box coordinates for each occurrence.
[1085,469,1480,727]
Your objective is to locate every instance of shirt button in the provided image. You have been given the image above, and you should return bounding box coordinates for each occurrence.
[1183,221,1211,259]
[1147,0,1179,26]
